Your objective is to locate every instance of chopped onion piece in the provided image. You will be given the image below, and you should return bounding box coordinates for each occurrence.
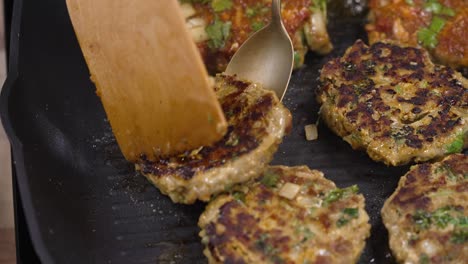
[180,3,196,19]
[305,124,318,141]
[186,17,206,29]
[279,183,300,200]
[189,26,209,43]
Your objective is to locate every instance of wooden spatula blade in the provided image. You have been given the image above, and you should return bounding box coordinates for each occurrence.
[66,0,227,161]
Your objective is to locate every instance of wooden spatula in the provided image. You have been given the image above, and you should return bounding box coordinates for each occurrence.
[66,0,227,162]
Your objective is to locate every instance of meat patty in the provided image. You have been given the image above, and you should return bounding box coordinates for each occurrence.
[381,154,468,264]
[136,75,292,204]
[199,165,370,264]
[180,0,333,73]
[366,0,468,69]
[317,40,468,166]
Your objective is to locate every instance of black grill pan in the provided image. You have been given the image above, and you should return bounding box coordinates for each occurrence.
[1,0,414,263]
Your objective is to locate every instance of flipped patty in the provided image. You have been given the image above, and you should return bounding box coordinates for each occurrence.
[199,166,370,264]
[317,40,468,166]
[136,75,292,204]
[381,154,468,263]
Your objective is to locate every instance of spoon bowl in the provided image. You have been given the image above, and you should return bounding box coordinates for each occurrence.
[224,0,294,101]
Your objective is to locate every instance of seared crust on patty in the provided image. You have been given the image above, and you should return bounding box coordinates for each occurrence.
[381,154,468,263]
[136,75,292,204]
[317,40,468,166]
[199,166,370,264]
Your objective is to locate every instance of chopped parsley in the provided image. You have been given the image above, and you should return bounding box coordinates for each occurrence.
[211,0,232,12]
[418,0,456,49]
[337,208,359,227]
[232,191,246,202]
[205,17,232,49]
[323,185,359,206]
[423,0,455,16]
[293,51,302,68]
[413,206,466,230]
[260,171,280,188]
[251,21,265,31]
[445,133,464,154]
[417,27,439,49]
[245,4,269,18]
[450,229,468,244]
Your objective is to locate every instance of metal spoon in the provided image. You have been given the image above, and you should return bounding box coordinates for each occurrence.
[224,0,294,101]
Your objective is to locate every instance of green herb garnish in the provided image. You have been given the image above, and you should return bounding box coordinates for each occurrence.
[413,210,432,229]
[446,133,464,154]
[429,16,446,32]
[323,185,359,206]
[260,171,280,188]
[337,208,359,227]
[343,208,359,217]
[246,7,256,17]
[232,191,246,202]
[424,1,442,13]
[405,0,414,5]
[205,17,232,49]
[439,6,455,16]
[245,4,269,18]
[413,206,466,230]
[251,21,265,31]
[293,51,302,68]
[211,0,232,12]
[450,229,468,244]
[417,27,438,49]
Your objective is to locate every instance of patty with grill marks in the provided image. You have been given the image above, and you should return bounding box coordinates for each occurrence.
[136,75,292,204]
[382,154,468,264]
[317,40,468,166]
[199,166,370,264]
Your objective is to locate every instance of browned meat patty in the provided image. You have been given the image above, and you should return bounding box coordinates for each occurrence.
[382,154,468,263]
[136,75,292,204]
[366,0,468,69]
[317,40,468,166]
[199,165,370,264]
[180,0,332,73]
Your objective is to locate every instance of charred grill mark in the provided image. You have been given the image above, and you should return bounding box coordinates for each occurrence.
[405,135,423,149]
[419,113,462,139]
[393,187,431,210]
[140,80,276,180]
[412,107,422,114]
[337,84,356,108]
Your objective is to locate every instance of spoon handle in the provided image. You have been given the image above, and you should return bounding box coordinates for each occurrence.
[271,0,282,25]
